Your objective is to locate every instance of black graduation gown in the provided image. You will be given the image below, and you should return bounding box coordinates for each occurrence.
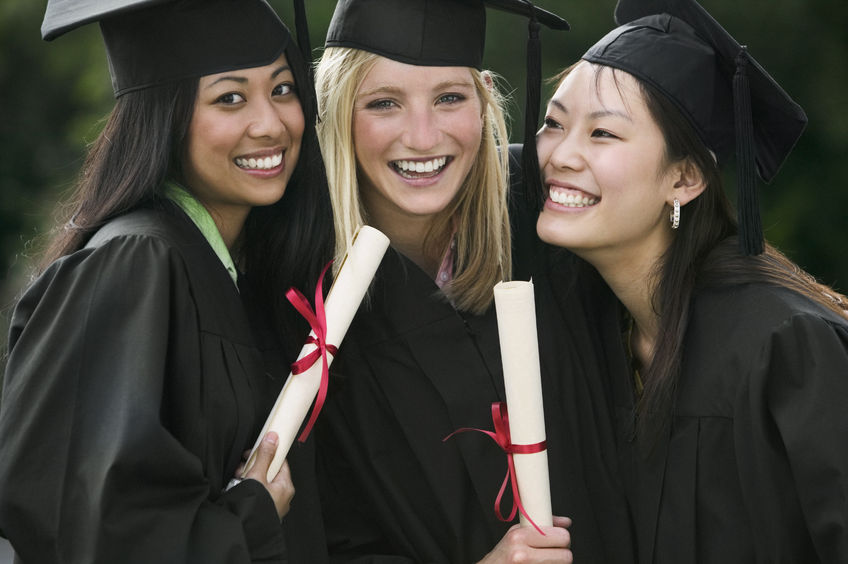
[0,204,327,564]
[315,147,635,563]
[611,283,848,564]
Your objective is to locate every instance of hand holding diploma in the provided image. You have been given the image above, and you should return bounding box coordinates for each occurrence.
[242,226,390,481]
[233,432,294,520]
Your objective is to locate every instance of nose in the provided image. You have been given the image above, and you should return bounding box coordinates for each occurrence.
[400,106,442,152]
[247,97,286,139]
[543,131,584,172]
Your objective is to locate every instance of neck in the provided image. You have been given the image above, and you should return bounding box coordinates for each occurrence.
[587,246,665,367]
[207,206,248,251]
[385,220,445,277]
[363,195,448,278]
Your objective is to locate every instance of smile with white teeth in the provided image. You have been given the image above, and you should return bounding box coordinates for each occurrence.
[549,187,599,207]
[235,152,283,170]
[391,156,449,178]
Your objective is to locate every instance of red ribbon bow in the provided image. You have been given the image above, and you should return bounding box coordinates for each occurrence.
[286,261,337,442]
[443,402,547,535]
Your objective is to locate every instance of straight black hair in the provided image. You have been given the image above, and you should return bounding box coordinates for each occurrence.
[38,40,334,350]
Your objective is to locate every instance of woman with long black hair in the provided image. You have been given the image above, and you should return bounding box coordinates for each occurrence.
[0,1,333,562]
[537,0,848,561]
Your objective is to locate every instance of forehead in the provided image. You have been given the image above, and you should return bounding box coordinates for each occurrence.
[553,61,645,113]
[198,53,291,86]
[358,56,475,92]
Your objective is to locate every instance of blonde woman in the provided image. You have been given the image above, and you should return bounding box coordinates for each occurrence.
[311,1,636,563]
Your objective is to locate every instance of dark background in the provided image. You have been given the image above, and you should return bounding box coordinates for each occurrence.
[1,0,846,358]
[0,0,846,558]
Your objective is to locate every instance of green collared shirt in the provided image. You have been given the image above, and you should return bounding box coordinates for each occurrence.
[163,182,239,287]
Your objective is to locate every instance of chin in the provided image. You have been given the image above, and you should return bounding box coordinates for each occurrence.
[536,214,568,248]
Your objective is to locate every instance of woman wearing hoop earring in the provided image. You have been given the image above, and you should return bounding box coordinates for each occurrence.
[535,0,848,562]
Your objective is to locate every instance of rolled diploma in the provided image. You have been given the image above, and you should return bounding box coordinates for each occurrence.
[493,280,553,528]
[245,225,390,481]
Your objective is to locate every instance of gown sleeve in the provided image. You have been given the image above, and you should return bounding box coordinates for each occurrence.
[0,234,285,563]
[739,311,848,563]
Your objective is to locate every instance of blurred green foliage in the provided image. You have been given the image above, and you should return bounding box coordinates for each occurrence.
[1,0,846,336]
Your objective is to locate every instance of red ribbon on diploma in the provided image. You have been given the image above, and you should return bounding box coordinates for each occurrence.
[443,402,547,535]
[285,261,337,442]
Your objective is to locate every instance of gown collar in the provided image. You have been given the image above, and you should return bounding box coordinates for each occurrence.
[163,181,239,287]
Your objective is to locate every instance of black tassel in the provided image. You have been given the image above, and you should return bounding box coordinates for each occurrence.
[733,47,763,255]
[293,0,313,78]
[522,11,544,212]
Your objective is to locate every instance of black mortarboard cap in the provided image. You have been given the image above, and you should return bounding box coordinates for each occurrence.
[41,0,313,98]
[583,0,807,255]
[325,0,570,211]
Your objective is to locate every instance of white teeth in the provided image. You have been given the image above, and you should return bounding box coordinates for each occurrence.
[550,188,598,207]
[393,157,448,176]
[236,153,283,170]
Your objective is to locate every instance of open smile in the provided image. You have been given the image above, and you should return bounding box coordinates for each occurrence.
[235,151,284,171]
[549,185,599,207]
[390,156,451,179]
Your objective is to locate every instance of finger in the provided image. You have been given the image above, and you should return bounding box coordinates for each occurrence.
[552,515,572,529]
[527,548,573,563]
[271,459,293,486]
[523,523,570,549]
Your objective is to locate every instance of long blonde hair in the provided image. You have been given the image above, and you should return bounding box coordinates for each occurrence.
[314,46,512,314]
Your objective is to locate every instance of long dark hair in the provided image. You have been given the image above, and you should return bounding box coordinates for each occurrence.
[39,41,333,348]
[634,73,848,441]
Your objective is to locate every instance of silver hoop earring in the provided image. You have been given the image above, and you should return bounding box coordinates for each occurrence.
[670,198,680,230]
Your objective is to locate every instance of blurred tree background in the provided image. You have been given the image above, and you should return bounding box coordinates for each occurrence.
[1,0,846,344]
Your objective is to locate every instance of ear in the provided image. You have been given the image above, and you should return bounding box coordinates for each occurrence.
[481,70,495,92]
[668,158,706,206]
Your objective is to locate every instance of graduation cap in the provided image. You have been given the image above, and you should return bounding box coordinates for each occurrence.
[325,0,570,209]
[41,0,313,98]
[582,0,807,255]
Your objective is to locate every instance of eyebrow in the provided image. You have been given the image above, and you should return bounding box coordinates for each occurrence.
[548,99,632,122]
[204,65,293,89]
[358,80,475,99]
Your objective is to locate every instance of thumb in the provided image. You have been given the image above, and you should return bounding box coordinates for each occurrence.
[246,432,279,482]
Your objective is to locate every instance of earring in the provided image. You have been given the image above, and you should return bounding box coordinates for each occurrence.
[670,198,680,230]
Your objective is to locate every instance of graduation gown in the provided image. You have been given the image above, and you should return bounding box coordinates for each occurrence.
[315,147,635,563]
[0,204,326,564]
[611,283,848,564]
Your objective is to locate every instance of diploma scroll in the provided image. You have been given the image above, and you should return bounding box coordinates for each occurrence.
[493,280,553,528]
[245,226,390,481]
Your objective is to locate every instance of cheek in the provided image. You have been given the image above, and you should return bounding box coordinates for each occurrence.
[452,110,483,150]
[352,116,388,162]
[536,137,557,171]
[593,150,640,188]
[284,104,306,146]
[186,114,236,165]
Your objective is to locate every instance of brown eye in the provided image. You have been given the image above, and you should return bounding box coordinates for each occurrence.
[273,83,295,97]
[216,92,245,105]
[591,129,618,139]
